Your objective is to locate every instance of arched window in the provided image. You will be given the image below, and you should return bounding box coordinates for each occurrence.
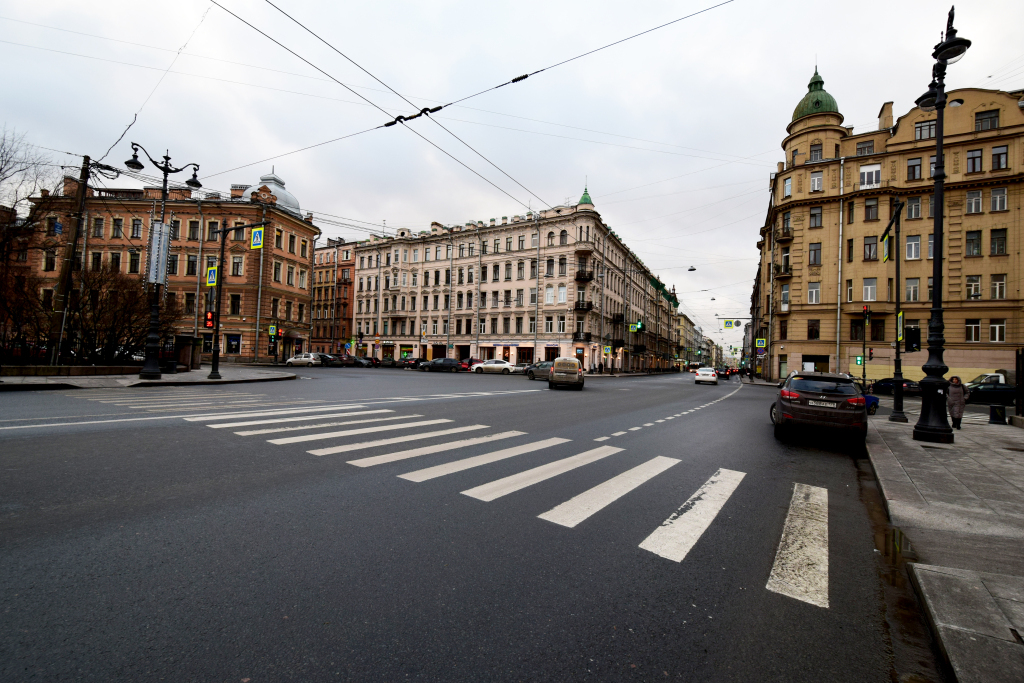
[559,230,568,245]
[456,292,464,309]
[547,231,555,246]
[544,285,554,304]
[558,257,566,275]
[546,258,555,276]
[504,262,512,280]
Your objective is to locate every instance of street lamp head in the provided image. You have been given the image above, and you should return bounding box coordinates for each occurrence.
[916,81,939,112]
[688,266,696,272]
[124,148,145,171]
[185,169,203,189]
[932,9,970,64]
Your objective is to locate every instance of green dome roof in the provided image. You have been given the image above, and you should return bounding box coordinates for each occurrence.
[579,186,593,205]
[791,69,839,122]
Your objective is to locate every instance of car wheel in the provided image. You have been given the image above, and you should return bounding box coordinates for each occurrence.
[307,362,313,367]
[868,404,878,415]
[451,366,457,373]
[502,368,510,375]
[476,368,483,373]
[769,403,777,424]
[527,372,534,380]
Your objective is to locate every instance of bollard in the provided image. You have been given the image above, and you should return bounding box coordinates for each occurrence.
[989,404,1006,425]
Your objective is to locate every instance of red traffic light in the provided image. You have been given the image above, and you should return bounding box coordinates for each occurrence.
[276,328,284,338]
[204,311,214,329]
[862,305,868,314]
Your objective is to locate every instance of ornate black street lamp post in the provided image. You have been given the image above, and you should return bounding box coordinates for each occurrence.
[912,7,971,443]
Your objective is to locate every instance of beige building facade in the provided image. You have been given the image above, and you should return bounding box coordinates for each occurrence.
[752,71,1023,381]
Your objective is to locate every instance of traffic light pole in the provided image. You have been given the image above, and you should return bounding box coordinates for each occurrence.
[862,306,869,389]
[890,204,909,422]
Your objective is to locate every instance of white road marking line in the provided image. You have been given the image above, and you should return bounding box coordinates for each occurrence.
[655,420,665,423]
[766,483,829,609]
[643,423,654,426]
[594,436,610,441]
[208,409,393,429]
[665,417,675,420]
[400,438,570,483]
[628,427,642,431]
[348,431,525,467]
[309,425,489,456]
[461,445,623,502]
[183,404,362,421]
[268,419,452,445]
[538,456,681,528]
[611,431,627,436]
[639,468,746,562]
[236,414,420,436]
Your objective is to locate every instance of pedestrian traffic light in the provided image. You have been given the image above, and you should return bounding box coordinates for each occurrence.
[855,355,863,365]
[868,348,874,360]
[905,327,921,353]
[204,311,214,329]
[635,319,644,332]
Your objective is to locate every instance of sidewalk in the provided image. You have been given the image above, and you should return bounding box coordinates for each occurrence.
[867,417,1024,682]
[0,366,296,390]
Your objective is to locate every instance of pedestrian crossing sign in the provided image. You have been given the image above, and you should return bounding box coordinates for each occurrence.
[604,346,611,354]
[206,266,218,287]
[251,226,264,250]
[724,320,734,329]
[268,325,277,337]
[629,323,638,332]
[755,338,766,348]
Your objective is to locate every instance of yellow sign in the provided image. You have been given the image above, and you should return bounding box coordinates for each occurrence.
[251,226,264,250]
[206,266,218,287]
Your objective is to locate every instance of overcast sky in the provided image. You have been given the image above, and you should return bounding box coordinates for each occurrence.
[3,0,1022,351]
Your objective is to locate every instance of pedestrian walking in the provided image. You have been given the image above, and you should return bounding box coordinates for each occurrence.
[946,376,970,430]
[598,362,603,374]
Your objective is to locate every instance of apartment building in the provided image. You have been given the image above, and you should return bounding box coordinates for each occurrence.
[752,71,1023,380]
[30,171,319,361]
[311,237,354,354]
[352,189,678,369]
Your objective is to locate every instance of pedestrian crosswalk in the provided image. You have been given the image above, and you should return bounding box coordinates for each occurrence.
[184,400,830,609]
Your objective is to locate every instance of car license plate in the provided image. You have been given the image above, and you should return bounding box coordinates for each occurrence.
[807,400,836,408]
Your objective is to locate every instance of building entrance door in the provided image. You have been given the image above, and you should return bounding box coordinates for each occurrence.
[574,347,585,366]
[431,344,446,359]
[517,347,533,364]
[502,347,511,361]
[545,347,559,361]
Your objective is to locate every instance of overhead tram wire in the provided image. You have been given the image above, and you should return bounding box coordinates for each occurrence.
[208,0,536,212]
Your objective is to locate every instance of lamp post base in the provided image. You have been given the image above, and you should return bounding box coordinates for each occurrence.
[912,424,954,443]
[138,370,162,380]
[888,410,909,423]
[207,371,222,380]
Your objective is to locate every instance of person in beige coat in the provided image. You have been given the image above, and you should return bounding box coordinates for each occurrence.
[947,376,970,430]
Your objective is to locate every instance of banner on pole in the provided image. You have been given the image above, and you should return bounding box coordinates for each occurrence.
[147,221,170,285]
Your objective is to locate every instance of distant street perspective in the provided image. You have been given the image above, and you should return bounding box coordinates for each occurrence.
[2,1,1023,681]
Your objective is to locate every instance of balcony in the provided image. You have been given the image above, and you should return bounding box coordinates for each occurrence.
[573,301,594,312]
[574,269,594,283]
[774,263,793,277]
[611,338,626,348]
[572,332,592,343]
[774,226,793,242]
[611,313,625,324]
[574,239,594,254]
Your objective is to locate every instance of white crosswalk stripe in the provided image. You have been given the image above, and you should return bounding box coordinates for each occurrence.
[766,483,829,608]
[268,419,452,445]
[639,468,746,562]
[236,414,421,437]
[538,456,680,528]
[348,431,525,468]
[308,425,491,456]
[207,409,394,429]
[461,445,623,502]
[400,438,570,483]
[184,404,364,421]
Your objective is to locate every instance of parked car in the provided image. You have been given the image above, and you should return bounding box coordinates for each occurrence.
[966,373,1017,406]
[315,353,344,367]
[870,377,920,396]
[459,358,483,371]
[471,359,514,374]
[421,357,462,372]
[512,362,530,375]
[865,394,879,415]
[396,357,426,369]
[695,367,718,385]
[359,356,381,367]
[771,372,868,442]
[525,361,553,380]
[548,356,584,390]
[380,356,398,368]
[285,353,321,367]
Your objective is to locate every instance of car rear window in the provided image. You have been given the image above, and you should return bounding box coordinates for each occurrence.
[790,378,859,394]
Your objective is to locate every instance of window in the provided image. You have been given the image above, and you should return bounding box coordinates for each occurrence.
[964,231,981,256]
[907,158,921,180]
[273,230,283,249]
[517,261,524,279]
[966,149,982,173]
[965,319,981,342]
[504,263,512,280]
[864,236,878,261]
[809,144,822,161]
[557,315,566,333]
[184,292,196,315]
[870,319,885,342]
[966,191,982,214]
[863,278,877,301]
[779,319,788,340]
[991,274,1006,300]
[807,320,820,340]
[847,201,854,224]
[992,146,1008,170]
[846,279,853,302]
[991,188,1007,212]
[129,219,141,239]
[558,257,566,276]
[129,252,140,273]
[231,256,243,276]
[860,164,881,188]
[807,206,822,228]
[905,278,919,302]
[43,250,56,271]
[557,285,566,303]
[975,110,999,131]
[544,286,554,304]
[286,266,295,286]
[782,212,791,229]
[846,238,854,263]
[229,294,241,315]
[915,120,936,140]
[906,196,921,219]
[807,282,820,304]
[927,277,933,300]
[783,177,792,198]
[808,242,821,265]
[111,218,123,238]
[273,262,282,282]
[91,252,102,271]
[966,275,981,300]
[864,198,879,221]
[529,317,536,333]
[492,239,500,254]
[91,217,104,238]
[810,171,822,192]
[530,287,537,304]
[856,141,874,156]
[850,320,864,341]
[544,316,553,333]
[990,319,1006,342]
[167,254,178,275]
[287,234,296,253]
[906,235,921,260]
[991,229,1007,255]
[928,234,934,259]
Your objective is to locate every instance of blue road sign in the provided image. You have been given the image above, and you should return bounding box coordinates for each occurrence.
[251,226,264,249]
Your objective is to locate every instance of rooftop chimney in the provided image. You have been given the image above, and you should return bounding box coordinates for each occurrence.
[878,101,893,130]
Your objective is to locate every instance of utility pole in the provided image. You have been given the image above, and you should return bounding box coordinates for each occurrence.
[52,155,91,365]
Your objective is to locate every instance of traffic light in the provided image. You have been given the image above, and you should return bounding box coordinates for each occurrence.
[905,327,921,353]
[635,319,644,332]
[868,348,874,361]
[276,328,284,339]
[863,305,871,322]
[204,311,214,329]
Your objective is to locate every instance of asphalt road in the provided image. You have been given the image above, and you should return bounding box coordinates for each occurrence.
[0,369,919,681]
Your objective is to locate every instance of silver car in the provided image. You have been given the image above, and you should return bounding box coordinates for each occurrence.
[285,352,321,367]
[471,359,514,374]
[548,357,584,390]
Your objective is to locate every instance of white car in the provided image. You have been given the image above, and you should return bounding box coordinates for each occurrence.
[471,359,514,375]
[695,367,718,385]
[285,352,321,367]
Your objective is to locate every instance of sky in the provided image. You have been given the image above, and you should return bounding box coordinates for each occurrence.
[3,0,1022,354]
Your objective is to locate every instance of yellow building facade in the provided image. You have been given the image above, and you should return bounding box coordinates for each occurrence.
[752,71,1023,381]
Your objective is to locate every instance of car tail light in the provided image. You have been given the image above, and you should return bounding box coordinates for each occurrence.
[780,389,799,399]
[846,396,866,406]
